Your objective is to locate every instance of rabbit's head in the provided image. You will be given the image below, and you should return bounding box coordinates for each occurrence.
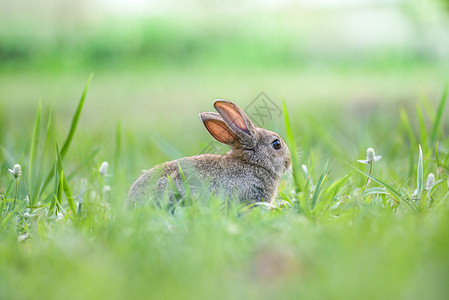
[200,100,291,178]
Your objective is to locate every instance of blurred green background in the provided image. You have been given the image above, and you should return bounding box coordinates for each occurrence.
[1,0,448,135]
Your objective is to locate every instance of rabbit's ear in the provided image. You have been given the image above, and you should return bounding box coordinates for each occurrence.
[213,100,255,143]
[199,112,239,145]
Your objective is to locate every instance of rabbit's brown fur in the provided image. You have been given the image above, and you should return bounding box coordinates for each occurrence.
[128,100,291,205]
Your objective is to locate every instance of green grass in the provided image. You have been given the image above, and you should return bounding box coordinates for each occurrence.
[0,75,449,300]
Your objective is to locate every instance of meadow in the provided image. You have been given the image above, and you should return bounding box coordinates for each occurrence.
[1,7,449,300]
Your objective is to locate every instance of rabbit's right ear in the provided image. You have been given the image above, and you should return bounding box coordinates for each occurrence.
[199,112,239,145]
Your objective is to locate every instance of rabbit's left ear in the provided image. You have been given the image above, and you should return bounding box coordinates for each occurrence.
[213,100,255,144]
[199,112,239,145]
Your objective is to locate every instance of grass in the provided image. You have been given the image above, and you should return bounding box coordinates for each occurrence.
[0,74,449,300]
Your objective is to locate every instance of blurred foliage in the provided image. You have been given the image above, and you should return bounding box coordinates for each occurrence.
[1,2,448,72]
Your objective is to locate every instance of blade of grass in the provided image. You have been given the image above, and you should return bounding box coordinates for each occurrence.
[56,144,76,216]
[60,73,93,158]
[0,201,26,227]
[67,146,102,181]
[399,107,416,147]
[49,157,59,215]
[282,101,303,193]
[311,161,329,210]
[41,74,93,193]
[362,187,391,197]
[351,165,417,211]
[318,174,350,215]
[416,145,424,198]
[430,83,448,145]
[33,105,54,206]
[57,170,63,205]
[419,93,436,121]
[28,100,41,189]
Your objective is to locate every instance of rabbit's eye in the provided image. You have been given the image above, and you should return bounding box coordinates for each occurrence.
[271,139,281,150]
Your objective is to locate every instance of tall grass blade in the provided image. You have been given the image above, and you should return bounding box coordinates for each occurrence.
[32,106,54,206]
[430,83,448,145]
[41,74,93,193]
[43,105,54,162]
[60,73,93,158]
[311,162,328,210]
[49,158,59,215]
[282,101,303,193]
[67,146,102,181]
[28,101,41,189]
[57,170,63,205]
[399,107,416,147]
[56,144,76,216]
[416,145,424,198]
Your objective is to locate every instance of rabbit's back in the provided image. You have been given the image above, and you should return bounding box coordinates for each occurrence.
[127,153,278,205]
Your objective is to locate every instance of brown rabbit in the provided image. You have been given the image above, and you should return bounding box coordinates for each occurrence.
[128,100,291,206]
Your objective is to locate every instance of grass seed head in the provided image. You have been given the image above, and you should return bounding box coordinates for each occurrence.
[99,161,109,176]
[8,164,22,181]
[358,147,382,164]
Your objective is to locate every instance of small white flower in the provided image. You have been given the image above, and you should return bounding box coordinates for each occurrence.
[358,147,382,164]
[99,161,109,176]
[426,173,435,190]
[56,211,64,221]
[8,164,22,181]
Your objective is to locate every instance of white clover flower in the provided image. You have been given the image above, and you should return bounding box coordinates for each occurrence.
[426,173,435,190]
[8,164,22,181]
[358,147,382,164]
[99,161,109,176]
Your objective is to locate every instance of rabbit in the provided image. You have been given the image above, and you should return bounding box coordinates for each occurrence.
[127,99,291,206]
